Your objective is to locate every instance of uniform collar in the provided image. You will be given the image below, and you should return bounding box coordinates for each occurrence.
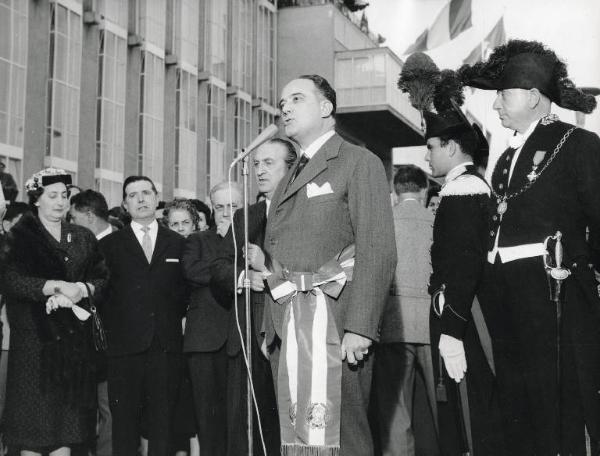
[444,161,473,183]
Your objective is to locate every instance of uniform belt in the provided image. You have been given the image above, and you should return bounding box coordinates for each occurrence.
[487,242,546,264]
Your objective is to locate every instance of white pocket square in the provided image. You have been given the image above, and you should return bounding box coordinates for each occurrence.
[306,182,334,198]
[165,258,180,263]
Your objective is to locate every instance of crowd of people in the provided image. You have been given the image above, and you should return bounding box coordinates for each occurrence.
[0,38,599,456]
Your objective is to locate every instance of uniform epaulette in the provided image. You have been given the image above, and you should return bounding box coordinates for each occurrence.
[440,174,490,197]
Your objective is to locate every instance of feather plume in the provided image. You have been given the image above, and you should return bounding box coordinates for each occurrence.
[433,70,465,113]
[398,52,440,112]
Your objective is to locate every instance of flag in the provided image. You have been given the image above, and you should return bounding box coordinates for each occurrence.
[463,16,506,65]
[404,0,472,54]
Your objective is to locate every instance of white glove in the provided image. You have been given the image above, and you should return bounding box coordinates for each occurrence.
[439,334,467,383]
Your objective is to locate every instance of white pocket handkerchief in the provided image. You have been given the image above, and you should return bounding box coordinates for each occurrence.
[166,258,180,263]
[306,182,334,198]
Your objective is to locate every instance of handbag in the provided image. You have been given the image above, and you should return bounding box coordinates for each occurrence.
[82,282,107,352]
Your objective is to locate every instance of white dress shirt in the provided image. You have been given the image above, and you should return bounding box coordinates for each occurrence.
[131,219,158,253]
[301,130,335,159]
[488,119,546,264]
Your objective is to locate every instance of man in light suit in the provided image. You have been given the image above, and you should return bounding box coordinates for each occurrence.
[375,165,437,456]
[264,74,396,456]
[99,176,187,456]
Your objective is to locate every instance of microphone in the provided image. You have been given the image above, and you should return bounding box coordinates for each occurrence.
[229,124,279,168]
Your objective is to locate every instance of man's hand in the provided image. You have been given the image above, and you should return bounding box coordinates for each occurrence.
[439,334,467,383]
[245,243,267,272]
[341,332,372,365]
[248,270,265,292]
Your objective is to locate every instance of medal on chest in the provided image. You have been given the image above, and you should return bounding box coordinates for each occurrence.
[526,150,547,182]
[497,197,508,215]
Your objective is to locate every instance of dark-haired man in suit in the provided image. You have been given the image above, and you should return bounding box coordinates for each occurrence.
[264,75,396,456]
[99,176,187,456]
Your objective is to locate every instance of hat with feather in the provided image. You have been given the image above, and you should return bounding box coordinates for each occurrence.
[399,56,488,160]
[458,39,596,113]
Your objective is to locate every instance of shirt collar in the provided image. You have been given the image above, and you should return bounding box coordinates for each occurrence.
[131,219,158,233]
[301,130,335,159]
[96,224,113,240]
[508,118,540,149]
[444,161,473,183]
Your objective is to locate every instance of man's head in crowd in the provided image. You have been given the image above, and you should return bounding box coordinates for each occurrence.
[209,181,242,237]
[69,189,111,235]
[393,165,429,206]
[279,74,336,149]
[2,202,30,232]
[253,138,297,200]
[425,127,478,178]
[122,176,159,225]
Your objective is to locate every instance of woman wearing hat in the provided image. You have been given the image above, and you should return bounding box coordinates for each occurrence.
[1,168,108,455]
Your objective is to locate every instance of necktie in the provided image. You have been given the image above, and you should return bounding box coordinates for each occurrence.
[291,155,309,183]
[141,226,152,263]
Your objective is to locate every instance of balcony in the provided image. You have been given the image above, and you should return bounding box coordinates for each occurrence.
[334,47,424,148]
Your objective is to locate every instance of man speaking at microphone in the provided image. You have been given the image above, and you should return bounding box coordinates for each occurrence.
[263,74,396,455]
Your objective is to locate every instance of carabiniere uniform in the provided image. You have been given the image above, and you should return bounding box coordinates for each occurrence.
[429,163,504,456]
[481,113,600,454]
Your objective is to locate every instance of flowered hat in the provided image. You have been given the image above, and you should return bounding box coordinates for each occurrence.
[25,167,72,193]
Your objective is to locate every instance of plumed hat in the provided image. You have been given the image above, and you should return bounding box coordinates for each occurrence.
[458,39,597,113]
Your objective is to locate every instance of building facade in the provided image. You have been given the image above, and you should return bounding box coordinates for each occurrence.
[1,0,277,206]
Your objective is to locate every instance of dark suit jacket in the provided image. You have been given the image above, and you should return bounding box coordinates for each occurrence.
[99,224,188,356]
[225,200,268,356]
[182,229,234,353]
[264,133,397,344]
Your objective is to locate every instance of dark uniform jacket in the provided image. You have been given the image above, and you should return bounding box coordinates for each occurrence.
[429,164,490,339]
[489,118,600,439]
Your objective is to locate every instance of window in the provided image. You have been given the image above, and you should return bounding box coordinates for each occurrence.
[174,0,199,67]
[139,51,164,187]
[175,70,197,194]
[205,81,226,193]
[233,95,252,177]
[0,0,27,148]
[230,0,253,92]
[137,0,166,48]
[203,0,227,80]
[46,2,82,168]
[257,108,275,133]
[96,29,126,206]
[256,2,276,104]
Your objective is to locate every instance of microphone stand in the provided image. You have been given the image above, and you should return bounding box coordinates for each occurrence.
[241,152,254,456]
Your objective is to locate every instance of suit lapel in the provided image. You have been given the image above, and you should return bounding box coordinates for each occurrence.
[277,134,342,206]
[123,225,151,266]
[151,226,172,266]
